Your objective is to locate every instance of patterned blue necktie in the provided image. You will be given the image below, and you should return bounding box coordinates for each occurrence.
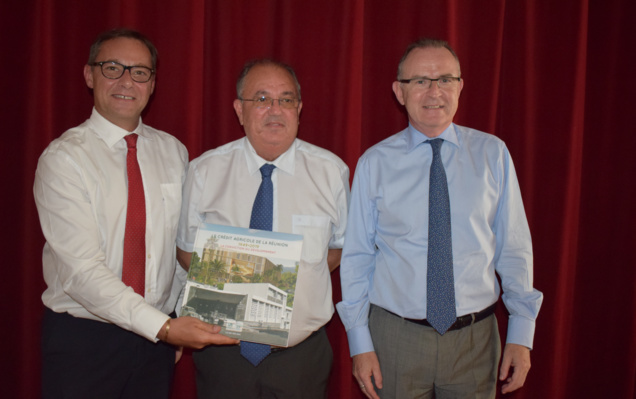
[426,139,457,334]
[241,163,276,366]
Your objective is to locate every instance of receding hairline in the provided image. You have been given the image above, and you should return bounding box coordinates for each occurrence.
[87,28,158,70]
[236,59,302,100]
[397,38,461,80]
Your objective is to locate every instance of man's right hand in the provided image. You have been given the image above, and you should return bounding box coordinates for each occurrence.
[158,317,239,348]
[353,351,383,399]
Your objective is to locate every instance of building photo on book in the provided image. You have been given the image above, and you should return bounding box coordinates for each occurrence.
[181,223,303,347]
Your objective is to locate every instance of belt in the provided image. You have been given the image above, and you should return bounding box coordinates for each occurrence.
[392,303,497,332]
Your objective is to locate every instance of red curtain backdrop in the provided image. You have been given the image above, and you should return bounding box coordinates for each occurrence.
[2,0,635,398]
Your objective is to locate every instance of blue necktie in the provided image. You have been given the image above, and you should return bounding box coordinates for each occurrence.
[426,139,457,334]
[240,163,276,366]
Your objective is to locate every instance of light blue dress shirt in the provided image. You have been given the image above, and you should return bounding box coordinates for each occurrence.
[336,123,543,356]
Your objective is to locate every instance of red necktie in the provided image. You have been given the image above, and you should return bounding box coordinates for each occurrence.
[122,134,146,296]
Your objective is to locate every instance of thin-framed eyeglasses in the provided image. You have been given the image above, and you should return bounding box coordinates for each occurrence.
[90,61,154,83]
[398,76,461,90]
[240,96,300,109]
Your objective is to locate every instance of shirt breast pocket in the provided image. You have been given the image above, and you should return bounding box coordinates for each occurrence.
[292,215,331,265]
[161,183,182,236]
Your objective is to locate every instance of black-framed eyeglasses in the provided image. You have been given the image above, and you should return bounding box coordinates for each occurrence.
[398,76,461,90]
[90,61,154,83]
[240,96,300,109]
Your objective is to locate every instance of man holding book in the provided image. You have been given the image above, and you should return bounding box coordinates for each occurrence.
[34,28,237,399]
[176,58,350,398]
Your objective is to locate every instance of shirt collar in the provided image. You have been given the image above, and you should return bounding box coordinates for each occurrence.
[87,107,149,148]
[243,137,297,177]
[405,123,460,152]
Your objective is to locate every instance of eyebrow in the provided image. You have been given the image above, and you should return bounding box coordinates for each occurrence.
[101,59,152,69]
[253,89,297,97]
[407,73,456,79]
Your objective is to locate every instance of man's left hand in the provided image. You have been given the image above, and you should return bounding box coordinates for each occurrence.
[499,343,531,394]
[175,346,184,364]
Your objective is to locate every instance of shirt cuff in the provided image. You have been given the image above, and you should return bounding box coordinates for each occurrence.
[506,315,536,349]
[346,324,375,357]
[176,238,194,253]
[134,305,172,342]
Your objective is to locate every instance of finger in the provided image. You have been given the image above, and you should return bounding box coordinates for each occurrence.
[192,319,222,334]
[500,363,515,393]
[207,333,240,345]
[366,384,381,399]
[358,382,371,399]
[359,378,380,399]
[501,367,527,394]
[209,323,222,333]
[373,368,383,389]
[499,357,511,381]
[175,347,183,364]
[502,378,521,394]
[357,381,368,398]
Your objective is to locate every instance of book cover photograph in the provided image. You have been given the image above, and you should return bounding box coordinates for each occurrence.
[181,223,303,347]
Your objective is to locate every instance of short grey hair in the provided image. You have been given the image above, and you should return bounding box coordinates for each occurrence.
[397,38,460,80]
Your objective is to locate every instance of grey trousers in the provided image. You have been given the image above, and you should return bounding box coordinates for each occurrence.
[369,305,501,399]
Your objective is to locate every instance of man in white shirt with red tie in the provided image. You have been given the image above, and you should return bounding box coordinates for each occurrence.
[34,28,236,399]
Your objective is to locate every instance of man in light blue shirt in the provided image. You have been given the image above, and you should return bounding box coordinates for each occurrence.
[336,38,543,399]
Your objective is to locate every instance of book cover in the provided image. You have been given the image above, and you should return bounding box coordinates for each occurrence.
[181,223,303,347]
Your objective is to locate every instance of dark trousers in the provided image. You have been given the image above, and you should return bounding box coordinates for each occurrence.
[41,308,175,399]
[194,327,332,399]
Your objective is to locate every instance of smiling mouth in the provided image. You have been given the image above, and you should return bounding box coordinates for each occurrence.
[424,105,443,109]
[265,118,285,127]
[114,94,134,100]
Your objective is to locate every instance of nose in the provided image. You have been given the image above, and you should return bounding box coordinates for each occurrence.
[427,82,442,96]
[118,69,135,87]
[267,99,283,114]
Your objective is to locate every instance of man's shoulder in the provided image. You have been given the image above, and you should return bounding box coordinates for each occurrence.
[295,139,348,172]
[142,124,187,153]
[359,128,409,161]
[189,137,246,168]
[454,124,506,148]
[38,120,93,159]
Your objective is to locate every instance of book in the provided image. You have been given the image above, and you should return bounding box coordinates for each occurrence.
[181,223,303,347]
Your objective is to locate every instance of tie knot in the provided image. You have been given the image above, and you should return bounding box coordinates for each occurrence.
[260,163,276,178]
[124,134,139,149]
[427,138,443,153]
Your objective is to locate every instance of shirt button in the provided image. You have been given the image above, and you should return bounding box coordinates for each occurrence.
[147,254,151,259]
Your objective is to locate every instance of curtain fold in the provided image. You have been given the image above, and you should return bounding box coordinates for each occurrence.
[2,0,635,397]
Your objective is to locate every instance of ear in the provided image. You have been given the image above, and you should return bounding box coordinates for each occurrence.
[233,99,244,125]
[149,77,156,96]
[84,64,94,89]
[392,81,405,105]
[296,100,303,123]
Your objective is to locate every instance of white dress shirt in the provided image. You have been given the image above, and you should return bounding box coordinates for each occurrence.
[34,108,188,341]
[177,137,349,346]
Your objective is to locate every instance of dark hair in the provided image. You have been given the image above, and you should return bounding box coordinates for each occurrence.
[397,38,460,79]
[236,59,301,100]
[88,28,158,70]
